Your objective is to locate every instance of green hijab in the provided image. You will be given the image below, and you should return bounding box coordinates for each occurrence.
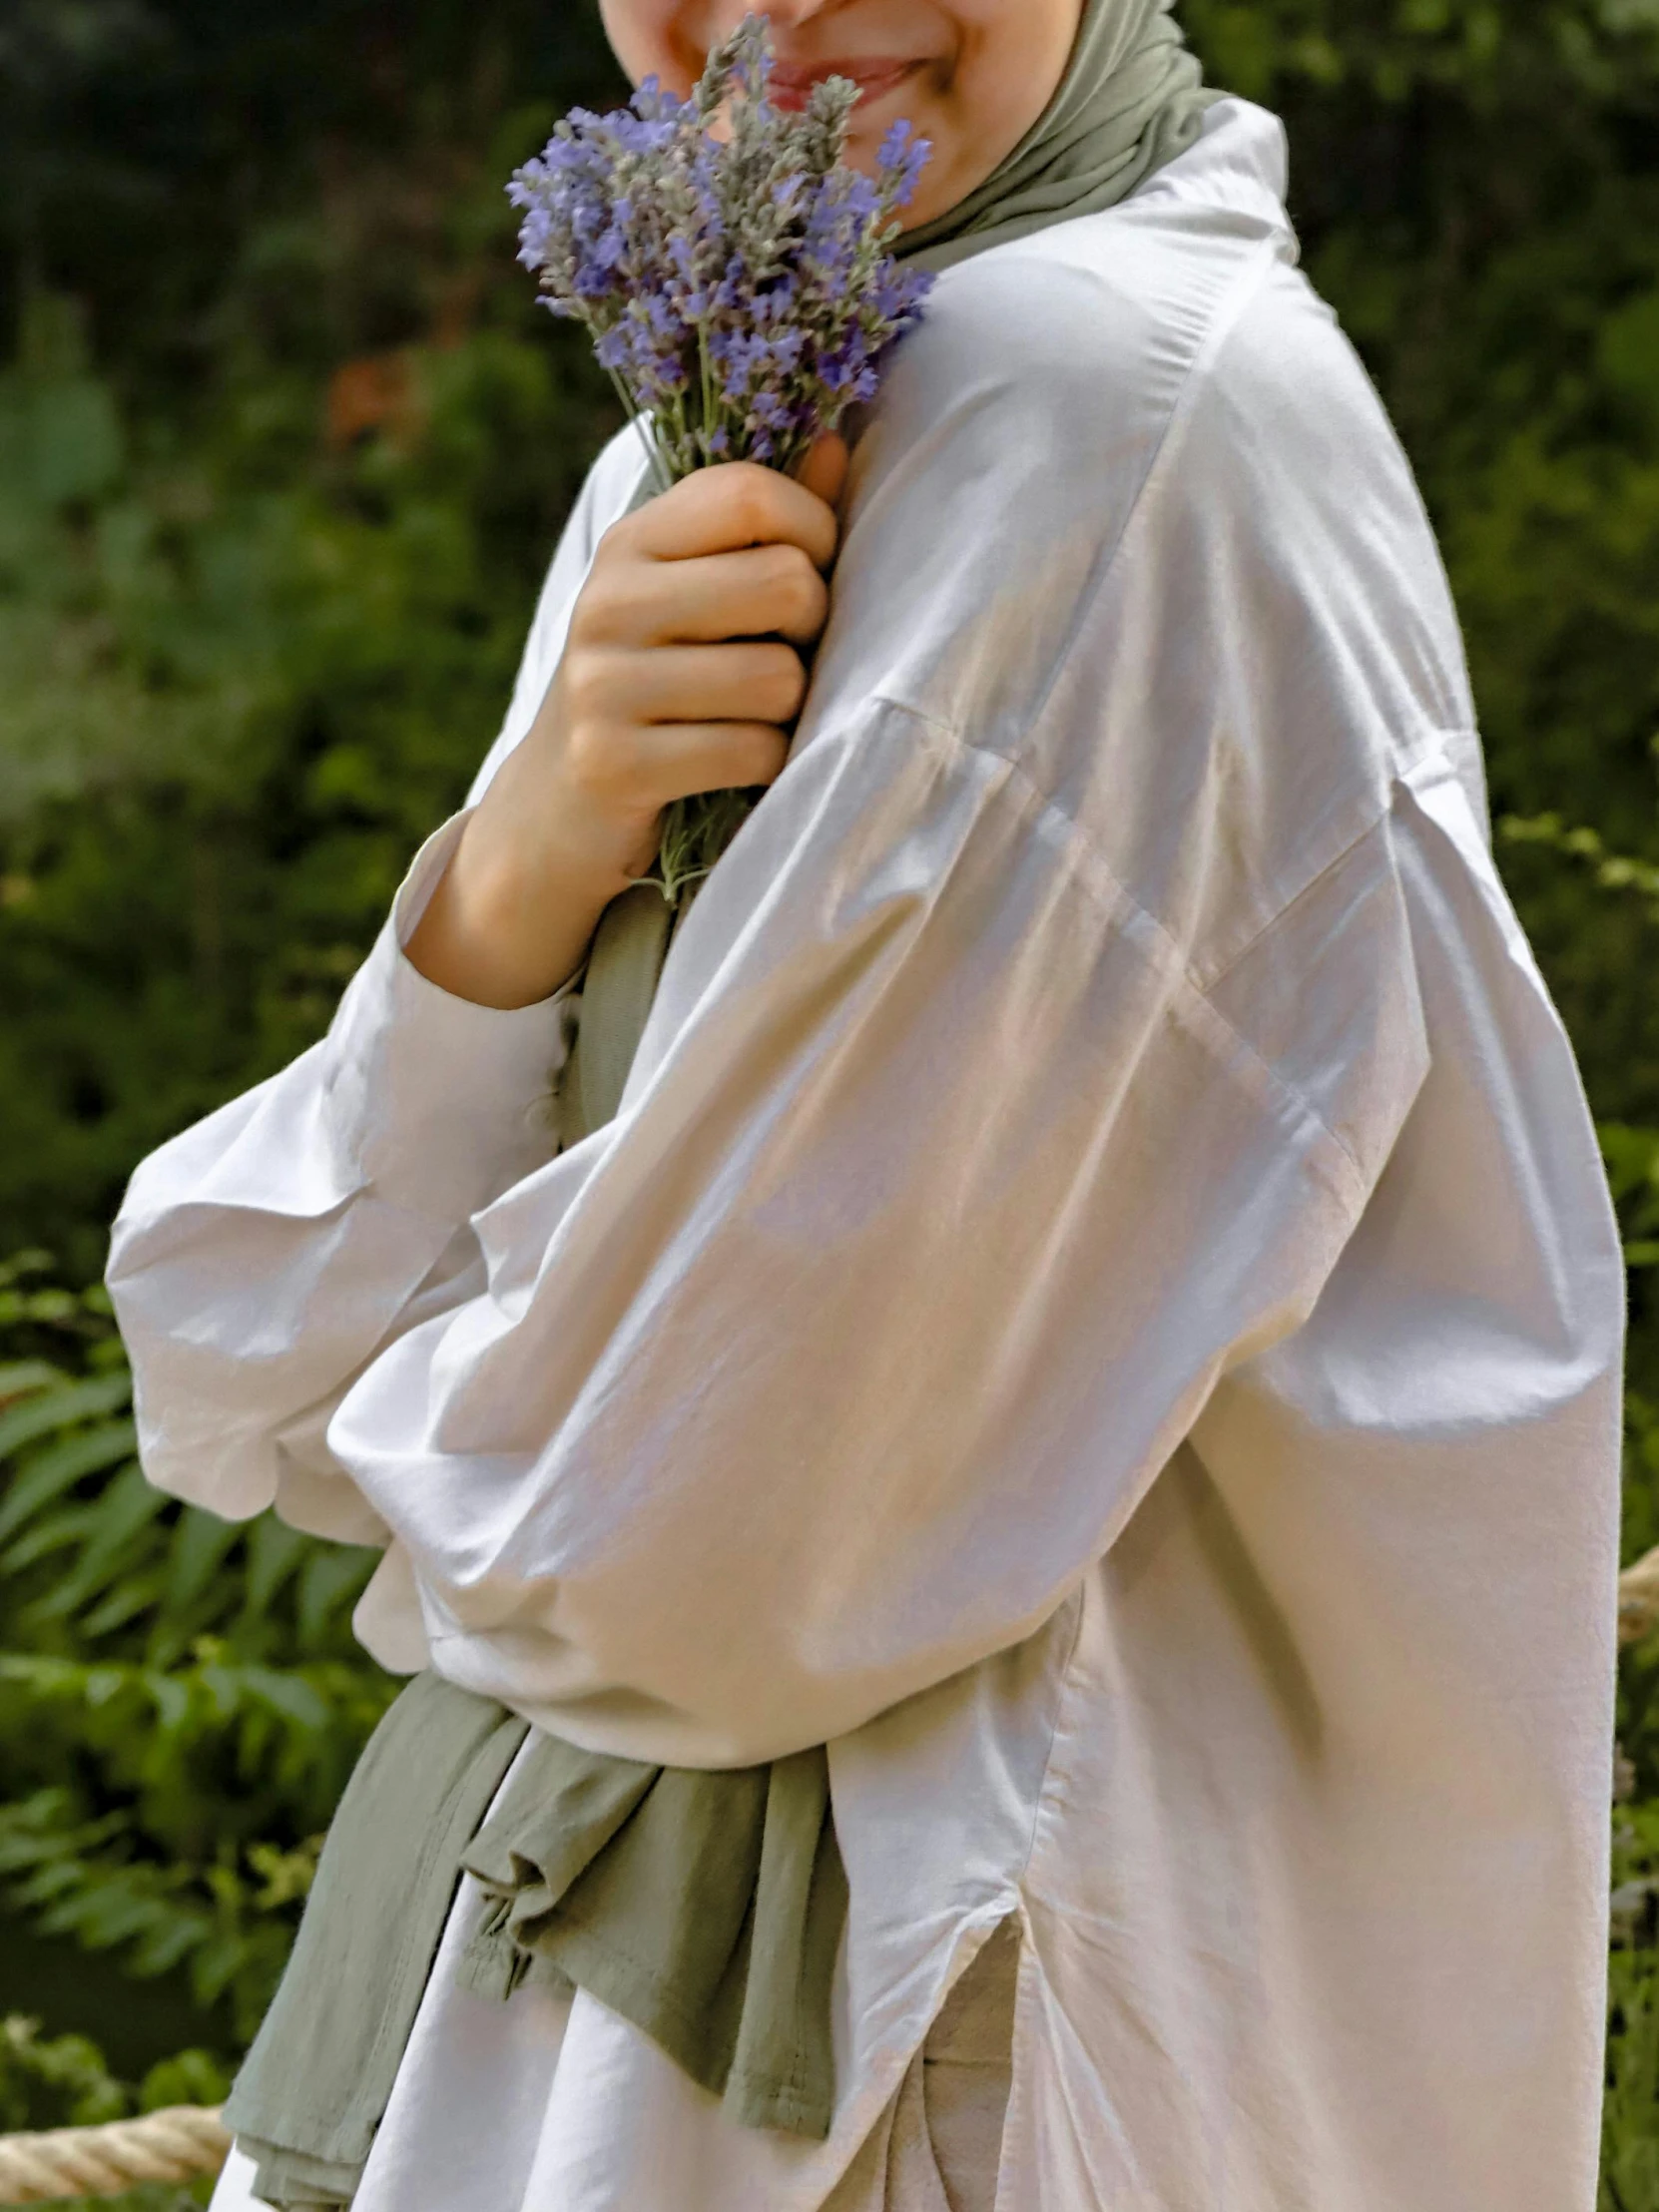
[225,13,1218,2204]
[899,0,1218,275]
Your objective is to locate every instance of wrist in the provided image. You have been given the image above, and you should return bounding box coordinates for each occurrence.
[405,799,640,1010]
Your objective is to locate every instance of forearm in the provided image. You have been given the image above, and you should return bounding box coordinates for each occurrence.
[403,739,646,1010]
[407,453,844,1011]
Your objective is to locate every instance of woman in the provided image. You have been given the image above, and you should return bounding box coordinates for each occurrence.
[106,1,1625,2207]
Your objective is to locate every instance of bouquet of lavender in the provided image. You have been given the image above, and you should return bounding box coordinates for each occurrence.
[509,15,933,902]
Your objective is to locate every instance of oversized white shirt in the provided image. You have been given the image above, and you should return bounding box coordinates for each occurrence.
[109,100,1625,2212]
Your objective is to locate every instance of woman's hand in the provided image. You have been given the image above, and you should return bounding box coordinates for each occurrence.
[405,438,848,1010]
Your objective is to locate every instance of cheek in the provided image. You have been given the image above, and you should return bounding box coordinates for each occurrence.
[932,1,1081,171]
[976,2,1080,115]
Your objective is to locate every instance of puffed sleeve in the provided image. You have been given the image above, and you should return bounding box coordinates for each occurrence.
[310,219,1468,1761]
[313,246,1442,1765]
[105,431,648,1543]
[326,708,1430,1764]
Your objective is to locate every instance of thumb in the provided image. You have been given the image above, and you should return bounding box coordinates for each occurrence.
[795,431,849,512]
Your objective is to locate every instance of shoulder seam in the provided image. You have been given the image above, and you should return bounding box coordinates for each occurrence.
[863,698,1378,1209]
[1014,233,1287,751]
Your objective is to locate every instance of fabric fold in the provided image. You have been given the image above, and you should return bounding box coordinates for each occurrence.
[456,1742,845,2137]
[225,1680,848,2212]
[224,1673,531,2209]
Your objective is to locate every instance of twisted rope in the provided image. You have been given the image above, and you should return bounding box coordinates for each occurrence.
[0,2105,230,2205]
[1,1545,1657,2202]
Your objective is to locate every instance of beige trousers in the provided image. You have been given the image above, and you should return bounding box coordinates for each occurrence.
[823,1918,1019,2212]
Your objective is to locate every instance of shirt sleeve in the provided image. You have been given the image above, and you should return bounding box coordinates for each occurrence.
[103,437,643,1539]
[325,693,1429,1767]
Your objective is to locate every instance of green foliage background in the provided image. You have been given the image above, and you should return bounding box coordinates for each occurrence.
[1,0,1658,2202]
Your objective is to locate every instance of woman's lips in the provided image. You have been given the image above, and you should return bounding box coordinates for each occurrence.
[767,59,922,114]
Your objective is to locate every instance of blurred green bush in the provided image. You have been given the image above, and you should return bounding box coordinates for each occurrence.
[0,1255,392,2050]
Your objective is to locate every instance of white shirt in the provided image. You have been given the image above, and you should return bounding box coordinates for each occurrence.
[110,100,1625,2212]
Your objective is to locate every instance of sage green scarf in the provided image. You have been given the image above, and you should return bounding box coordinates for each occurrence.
[223,7,1214,2203]
[898,0,1216,275]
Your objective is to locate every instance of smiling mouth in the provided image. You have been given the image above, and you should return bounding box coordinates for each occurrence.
[767,60,922,114]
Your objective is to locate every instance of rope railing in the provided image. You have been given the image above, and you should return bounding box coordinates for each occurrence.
[0,2106,231,2206]
[3,1540,1659,2206]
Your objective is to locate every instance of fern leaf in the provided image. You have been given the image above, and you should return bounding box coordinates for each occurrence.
[2,1501,105,1575]
[79,1569,167,1639]
[295,1543,377,1645]
[0,1360,68,1400]
[0,1371,133,1460]
[160,1507,242,1617]
[0,1420,139,1544]
[29,1465,173,1621]
[244,1516,310,1619]
[238,1665,329,1734]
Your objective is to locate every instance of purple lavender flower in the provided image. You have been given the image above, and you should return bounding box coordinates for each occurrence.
[507,13,936,898]
[508,14,933,485]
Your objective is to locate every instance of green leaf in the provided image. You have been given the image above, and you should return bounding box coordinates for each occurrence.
[84,1665,135,1708]
[0,1372,133,1462]
[0,1418,139,1543]
[139,2047,233,2111]
[161,1505,244,1618]
[146,1672,194,1736]
[3,1501,103,1575]
[190,1932,251,2006]
[131,1916,212,1980]
[3,378,127,509]
[244,1515,310,1619]
[79,1570,166,1639]
[0,1361,67,1399]
[28,1464,171,1621]
[296,1543,377,1646]
[0,1654,86,1698]
[239,1666,329,1735]
[1599,289,1659,415]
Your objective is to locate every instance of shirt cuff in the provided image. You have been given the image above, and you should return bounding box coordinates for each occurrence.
[320,811,578,1222]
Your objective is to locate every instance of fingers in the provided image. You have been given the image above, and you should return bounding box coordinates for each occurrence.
[566,640,809,733]
[622,461,840,570]
[580,542,830,648]
[562,710,792,817]
[627,722,794,807]
[545,452,844,845]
